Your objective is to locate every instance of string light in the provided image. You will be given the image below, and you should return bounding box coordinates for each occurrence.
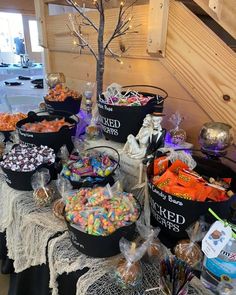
[120,2,124,7]
[73,40,77,45]
[120,60,124,65]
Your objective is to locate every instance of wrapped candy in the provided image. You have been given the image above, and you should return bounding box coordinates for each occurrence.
[136,222,164,264]
[168,111,186,145]
[52,175,73,220]
[64,185,140,236]
[113,237,151,289]
[99,83,153,107]
[32,168,54,207]
[174,220,208,269]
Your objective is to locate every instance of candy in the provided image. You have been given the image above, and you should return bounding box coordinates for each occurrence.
[22,118,72,133]
[45,84,81,102]
[0,144,55,172]
[62,151,116,184]
[65,187,139,236]
[0,113,27,131]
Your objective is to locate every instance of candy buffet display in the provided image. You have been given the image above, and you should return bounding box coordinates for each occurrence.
[45,84,81,102]
[21,118,73,133]
[0,112,27,131]
[65,186,140,236]
[0,143,55,172]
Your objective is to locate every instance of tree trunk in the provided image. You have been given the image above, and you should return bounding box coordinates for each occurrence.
[96,2,105,99]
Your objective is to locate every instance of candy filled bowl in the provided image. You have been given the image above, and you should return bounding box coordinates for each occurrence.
[0,143,56,191]
[64,187,141,258]
[44,84,82,116]
[61,146,120,189]
[147,153,236,240]
[16,111,79,153]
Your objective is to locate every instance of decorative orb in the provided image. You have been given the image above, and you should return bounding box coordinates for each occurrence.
[199,122,234,157]
[46,73,66,88]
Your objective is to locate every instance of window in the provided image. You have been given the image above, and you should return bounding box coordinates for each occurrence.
[0,12,24,53]
[28,20,43,52]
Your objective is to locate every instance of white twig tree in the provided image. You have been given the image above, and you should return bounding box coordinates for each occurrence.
[66,0,139,97]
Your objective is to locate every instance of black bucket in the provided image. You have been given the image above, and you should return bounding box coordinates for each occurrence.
[1,162,55,191]
[16,111,79,153]
[66,146,120,189]
[44,96,82,116]
[148,155,236,239]
[98,85,168,143]
[66,196,141,258]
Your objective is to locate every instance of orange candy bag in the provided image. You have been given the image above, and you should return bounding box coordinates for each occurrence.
[168,160,189,174]
[153,156,168,176]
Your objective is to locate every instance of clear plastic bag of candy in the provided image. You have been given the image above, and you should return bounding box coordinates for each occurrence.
[31,168,54,207]
[85,106,102,140]
[112,237,151,289]
[174,220,208,269]
[216,281,236,295]
[52,175,73,220]
[168,111,187,145]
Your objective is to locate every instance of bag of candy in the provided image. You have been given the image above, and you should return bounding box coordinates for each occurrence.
[52,175,73,220]
[174,220,208,269]
[113,237,151,289]
[32,168,54,207]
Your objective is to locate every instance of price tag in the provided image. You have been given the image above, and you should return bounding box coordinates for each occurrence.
[202,221,232,258]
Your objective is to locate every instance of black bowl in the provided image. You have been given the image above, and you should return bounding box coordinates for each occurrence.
[148,155,236,239]
[66,196,141,258]
[1,162,56,191]
[16,111,79,153]
[44,96,82,116]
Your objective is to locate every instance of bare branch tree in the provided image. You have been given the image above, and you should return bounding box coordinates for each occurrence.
[66,0,139,97]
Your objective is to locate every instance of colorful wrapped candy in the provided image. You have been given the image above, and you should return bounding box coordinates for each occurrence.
[65,186,140,236]
[61,150,117,184]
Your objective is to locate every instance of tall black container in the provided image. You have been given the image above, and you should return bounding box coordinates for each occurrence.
[98,85,168,143]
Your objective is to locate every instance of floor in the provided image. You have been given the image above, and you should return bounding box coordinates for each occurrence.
[0,262,10,295]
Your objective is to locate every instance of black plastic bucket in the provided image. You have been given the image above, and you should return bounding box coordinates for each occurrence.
[44,96,82,116]
[98,85,168,143]
[16,111,78,153]
[1,162,55,191]
[147,155,236,239]
[66,196,141,258]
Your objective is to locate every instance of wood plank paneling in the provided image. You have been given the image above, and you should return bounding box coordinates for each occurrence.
[162,0,236,131]
[0,0,35,14]
[193,0,236,39]
[46,5,151,58]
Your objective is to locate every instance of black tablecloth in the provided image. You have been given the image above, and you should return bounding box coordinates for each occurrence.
[0,232,88,295]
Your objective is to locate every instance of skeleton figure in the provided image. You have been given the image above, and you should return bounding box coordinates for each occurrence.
[123,114,153,159]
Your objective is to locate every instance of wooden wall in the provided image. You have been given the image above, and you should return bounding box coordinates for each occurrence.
[38,0,236,156]
[0,0,35,14]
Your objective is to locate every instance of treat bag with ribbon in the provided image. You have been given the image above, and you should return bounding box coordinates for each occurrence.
[168,111,186,145]
[32,168,54,207]
[174,220,208,269]
[52,175,73,220]
[85,105,102,140]
[113,237,151,289]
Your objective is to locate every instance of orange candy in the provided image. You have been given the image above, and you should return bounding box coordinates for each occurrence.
[0,113,27,131]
